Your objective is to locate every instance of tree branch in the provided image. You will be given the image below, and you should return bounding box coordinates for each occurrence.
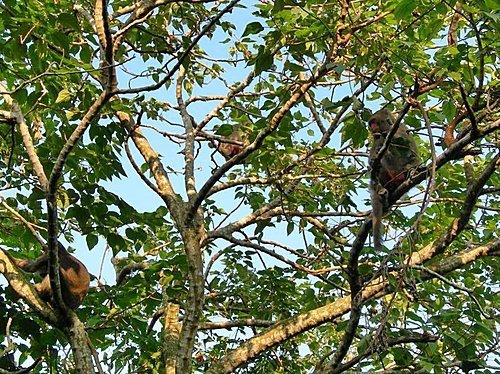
[0,248,58,325]
[116,111,181,215]
[46,91,112,316]
[177,65,197,205]
[206,241,499,372]
[409,151,499,265]
[94,0,116,91]
[330,333,439,373]
[117,0,240,95]
[199,319,274,330]
[0,82,49,190]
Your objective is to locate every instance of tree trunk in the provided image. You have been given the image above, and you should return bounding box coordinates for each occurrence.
[63,316,94,373]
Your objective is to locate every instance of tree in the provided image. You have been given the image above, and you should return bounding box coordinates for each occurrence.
[0,0,498,372]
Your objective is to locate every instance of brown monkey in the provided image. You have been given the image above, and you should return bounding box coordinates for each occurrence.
[9,242,90,309]
[216,124,245,160]
[368,109,420,249]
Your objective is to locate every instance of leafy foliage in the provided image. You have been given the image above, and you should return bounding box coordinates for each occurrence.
[0,0,498,373]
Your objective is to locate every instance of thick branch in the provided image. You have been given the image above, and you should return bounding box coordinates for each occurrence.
[61,317,95,373]
[177,223,205,373]
[94,0,116,91]
[163,303,181,374]
[199,319,274,330]
[114,260,149,286]
[116,111,181,215]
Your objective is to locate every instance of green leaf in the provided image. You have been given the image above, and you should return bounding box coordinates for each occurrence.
[86,234,99,250]
[341,115,368,148]
[352,96,363,111]
[254,47,273,75]
[58,13,79,30]
[151,351,162,359]
[57,190,70,209]
[242,22,264,37]
[442,100,456,120]
[272,0,284,13]
[357,335,371,354]
[55,88,71,103]
[484,0,500,11]
[394,0,417,20]
[284,60,307,72]
[392,347,412,366]
[107,233,126,252]
[215,124,235,136]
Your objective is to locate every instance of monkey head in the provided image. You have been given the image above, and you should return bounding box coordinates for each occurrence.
[368,108,394,135]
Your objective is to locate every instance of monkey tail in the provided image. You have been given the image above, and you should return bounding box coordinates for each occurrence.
[370,183,386,251]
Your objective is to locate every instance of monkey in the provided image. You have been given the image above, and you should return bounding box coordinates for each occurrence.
[216,124,245,160]
[7,242,90,310]
[368,108,420,249]
[369,109,420,190]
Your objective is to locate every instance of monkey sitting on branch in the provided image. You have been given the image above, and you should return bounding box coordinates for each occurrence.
[368,108,420,250]
[6,242,90,310]
[211,124,246,160]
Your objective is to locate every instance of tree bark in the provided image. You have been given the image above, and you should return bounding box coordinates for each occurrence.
[63,317,95,374]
